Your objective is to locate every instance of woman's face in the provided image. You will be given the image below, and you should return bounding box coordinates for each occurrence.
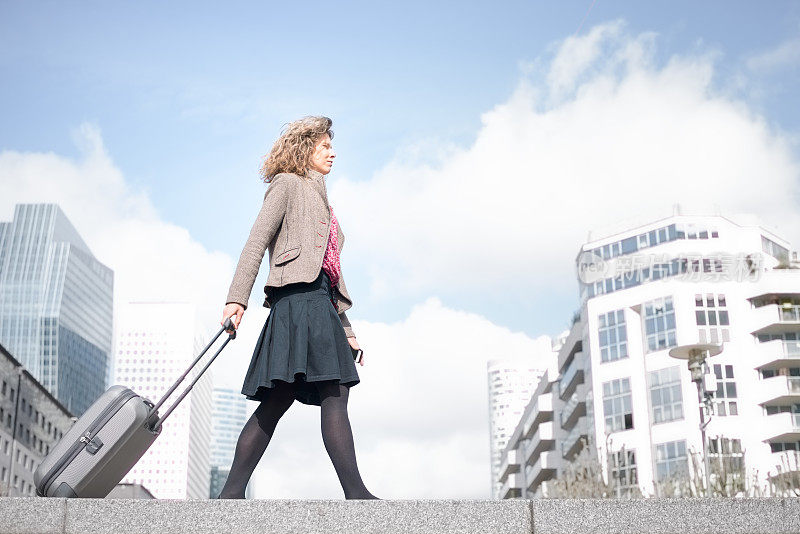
[309,134,335,175]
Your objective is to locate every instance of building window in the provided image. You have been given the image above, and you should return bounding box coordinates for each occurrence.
[610,448,638,497]
[695,293,730,344]
[655,440,688,481]
[644,296,676,353]
[770,441,800,453]
[712,364,738,416]
[603,377,633,433]
[709,437,744,471]
[762,235,789,263]
[649,366,684,424]
[599,309,628,363]
[587,259,689,298]
[760,367,800,381]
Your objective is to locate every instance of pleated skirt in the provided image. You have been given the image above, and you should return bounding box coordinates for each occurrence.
[241,269,360,406]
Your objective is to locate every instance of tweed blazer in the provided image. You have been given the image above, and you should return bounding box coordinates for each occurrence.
[225,169,356,337]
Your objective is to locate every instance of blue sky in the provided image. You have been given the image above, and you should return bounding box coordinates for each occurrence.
[3,0,800,499]
[1,1,799,337]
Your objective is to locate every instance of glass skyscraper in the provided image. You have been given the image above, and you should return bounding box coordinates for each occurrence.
[0,204,113,416]
[210,387,252,498]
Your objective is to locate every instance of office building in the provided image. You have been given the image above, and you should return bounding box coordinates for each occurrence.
[106,483,156,499]
[487,351,550,499]
[0,204,114,416]
[114,302,213,499]
[210,387,252,498]
[498,329,570,499]
[0,342,73,497]
[499,206,800,498]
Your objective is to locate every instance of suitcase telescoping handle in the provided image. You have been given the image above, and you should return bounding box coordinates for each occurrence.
[148,318,236,431]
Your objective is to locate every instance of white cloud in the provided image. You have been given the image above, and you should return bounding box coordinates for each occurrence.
[249,298,552,499]
[332,21,800,302]
[0,132,551,499]
[546,19,625,101]
[746,37,800,73]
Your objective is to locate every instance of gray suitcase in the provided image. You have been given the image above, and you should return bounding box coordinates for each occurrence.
[34,319,235,498]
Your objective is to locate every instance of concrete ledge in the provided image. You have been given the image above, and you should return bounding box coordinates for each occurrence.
[1,498,531,534]
[531,498,800,534]
[0,498,65,534]
[0,497,799,534]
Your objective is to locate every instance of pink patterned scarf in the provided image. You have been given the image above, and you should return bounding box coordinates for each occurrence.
[321,205,341,289]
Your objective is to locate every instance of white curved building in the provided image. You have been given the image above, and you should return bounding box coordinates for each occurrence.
[500,205,800,498]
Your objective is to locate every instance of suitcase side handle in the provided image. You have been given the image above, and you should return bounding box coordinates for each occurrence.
[147,318,235,430]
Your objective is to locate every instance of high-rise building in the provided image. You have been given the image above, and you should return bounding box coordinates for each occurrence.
[497,331,567,499]
[499,206,800,498]
[0,342,74,497]
[487,347,551,499]
[114,302,213,499]
[498,322,584,498]
[210,387,252,498]
[0,204,113,416]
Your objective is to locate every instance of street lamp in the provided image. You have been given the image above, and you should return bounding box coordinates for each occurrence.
[668,342,723,495]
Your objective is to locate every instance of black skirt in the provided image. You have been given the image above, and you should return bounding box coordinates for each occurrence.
[241,269,360,406]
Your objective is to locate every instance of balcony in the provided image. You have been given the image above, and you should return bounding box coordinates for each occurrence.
[754,339,800,371]
[525,421,555,467]
[522,393,553,439]
[750,304,800,336]
[762,411,800,442]
[755,375,800,405]
[560,386,587,430]
[499,472,524,499]
[498,449,520,483]
[559,352,585,400]
[561,421,589,460]
[526,450,557,491]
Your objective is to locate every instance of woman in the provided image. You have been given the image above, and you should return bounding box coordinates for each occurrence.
[217,116,378,500]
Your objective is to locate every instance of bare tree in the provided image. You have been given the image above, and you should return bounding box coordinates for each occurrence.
[765,451,800,497]
[548,437,643,499]
[550,433,800,499]
[655,442,799,498]
[653,465,692,498]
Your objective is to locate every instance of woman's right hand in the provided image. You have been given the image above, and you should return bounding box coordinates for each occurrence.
[222,303,245,332]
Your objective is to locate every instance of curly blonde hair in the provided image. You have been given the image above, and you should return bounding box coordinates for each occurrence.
[260,116,334,182]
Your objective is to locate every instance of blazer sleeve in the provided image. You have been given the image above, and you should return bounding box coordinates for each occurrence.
[225,176,291,308]
[339,310,355,338]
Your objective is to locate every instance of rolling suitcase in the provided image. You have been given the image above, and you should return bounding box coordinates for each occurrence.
[34,319,236,498]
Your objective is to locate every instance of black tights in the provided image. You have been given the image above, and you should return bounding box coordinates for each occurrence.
[217,380,377,499]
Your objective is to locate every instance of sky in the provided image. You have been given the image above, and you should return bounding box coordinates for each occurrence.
[1,1,800,499]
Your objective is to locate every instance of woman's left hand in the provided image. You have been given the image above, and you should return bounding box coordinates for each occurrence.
[348,337,365,366]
